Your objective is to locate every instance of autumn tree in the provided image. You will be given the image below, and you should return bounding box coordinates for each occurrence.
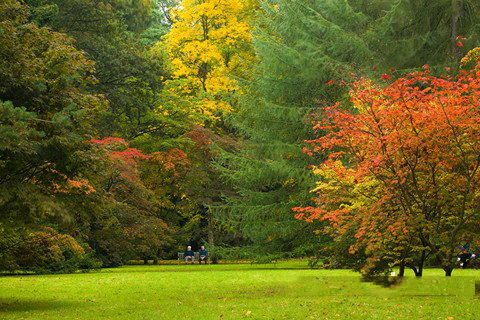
[162,0,257,123]
[0,0,109,273]
[86,137,176,266]
[0,0,105,223]
[14,227,90,274]
[296,56,480,277]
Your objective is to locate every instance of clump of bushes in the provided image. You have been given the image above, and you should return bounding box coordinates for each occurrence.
[2,227,102,274]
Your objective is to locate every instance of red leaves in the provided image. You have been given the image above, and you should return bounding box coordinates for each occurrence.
[111,148,150,160]
[381,73,392,81]
[296,59,480,265]
[91,137,150,161]
[185,126,212,149]
[371,155,383,167]
[91,137,152,187]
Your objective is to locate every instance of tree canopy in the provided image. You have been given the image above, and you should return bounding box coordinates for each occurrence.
[1,0,479,276]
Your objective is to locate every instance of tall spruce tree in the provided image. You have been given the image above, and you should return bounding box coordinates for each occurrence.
[215,0,376,258]
[364,0,480,69]
[215,0,480,259]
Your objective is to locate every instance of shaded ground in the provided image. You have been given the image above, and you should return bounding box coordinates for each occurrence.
[0,261,479,319]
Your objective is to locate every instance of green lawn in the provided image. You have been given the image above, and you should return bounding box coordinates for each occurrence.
[0,261,479,319]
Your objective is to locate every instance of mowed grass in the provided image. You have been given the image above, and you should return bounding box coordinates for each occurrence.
[1,261,479,319]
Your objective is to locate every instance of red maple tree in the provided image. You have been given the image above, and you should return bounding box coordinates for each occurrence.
[295,56,480,276]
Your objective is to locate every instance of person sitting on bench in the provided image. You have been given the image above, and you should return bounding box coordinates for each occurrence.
[185,246,194,263]
[199,245,208,264]
[458,249,475,269]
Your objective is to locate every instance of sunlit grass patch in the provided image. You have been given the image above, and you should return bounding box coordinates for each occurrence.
[1,261,479,319]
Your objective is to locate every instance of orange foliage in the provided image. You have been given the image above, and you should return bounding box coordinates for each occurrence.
[151,148,190,172]
[295,58,480,272]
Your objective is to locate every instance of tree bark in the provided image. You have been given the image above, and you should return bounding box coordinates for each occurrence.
[207,208,218,264]
[417,250,426,277]
[398,260,405,277]
[451,0,464,62]
[444,266,453,276]
[208,209,214,248]
[408,266,420,276]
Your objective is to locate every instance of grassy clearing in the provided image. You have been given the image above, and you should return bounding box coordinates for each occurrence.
[0,261,479,319]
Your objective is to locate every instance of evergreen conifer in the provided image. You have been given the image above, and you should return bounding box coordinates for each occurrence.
[215,0,376,258]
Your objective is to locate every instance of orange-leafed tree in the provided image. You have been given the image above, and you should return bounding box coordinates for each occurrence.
[295,55,480,277]
[89,137,176,264]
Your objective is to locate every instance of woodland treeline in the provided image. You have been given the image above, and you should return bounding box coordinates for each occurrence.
[1,0,480,277]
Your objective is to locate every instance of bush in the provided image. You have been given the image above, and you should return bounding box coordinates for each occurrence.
[78,252,103,272]
[0,226,23,272]
[13,227,99,274]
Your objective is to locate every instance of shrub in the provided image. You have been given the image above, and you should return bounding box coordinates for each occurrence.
[14,227,94,274]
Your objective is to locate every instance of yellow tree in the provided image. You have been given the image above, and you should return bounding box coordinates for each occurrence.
[162,0,256,123]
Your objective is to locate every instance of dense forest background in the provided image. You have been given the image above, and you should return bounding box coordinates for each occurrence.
[1,0,479,274]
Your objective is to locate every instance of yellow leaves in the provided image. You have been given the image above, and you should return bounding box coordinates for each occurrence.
[461,47,480,69]
[162,0,256,124]
[67,178,96,194]
[282,178,296,187]
[311,160,380,213]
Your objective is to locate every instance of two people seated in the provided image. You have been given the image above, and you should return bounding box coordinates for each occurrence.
[458,249,477,269]
[184,245,208,264]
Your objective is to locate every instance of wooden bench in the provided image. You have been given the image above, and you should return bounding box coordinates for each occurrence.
[178,252,200,263]
[177,252,184,262]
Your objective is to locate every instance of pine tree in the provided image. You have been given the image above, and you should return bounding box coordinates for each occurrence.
[365,0,480,69]
[214,0,376,258]
[215,0,480,258]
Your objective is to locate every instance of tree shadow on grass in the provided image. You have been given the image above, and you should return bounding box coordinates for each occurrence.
[0,299,81,313]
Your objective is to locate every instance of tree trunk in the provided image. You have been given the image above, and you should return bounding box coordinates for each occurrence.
[153,259,158,265]
[398,260,405,277]
[207,208,218,264]
[143,259,148,265]
[451,0,464,62]
[417,250,426,277]
[408,265,420,276]
[208,208,214,248]
[444,265,454,276]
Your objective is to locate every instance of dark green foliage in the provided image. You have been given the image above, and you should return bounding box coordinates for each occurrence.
[0,224,25,272]
[0,1,104,223]
[26,0,185,142]
[215,0,378,257]
[216,0,480,262]
[140,0,180,45]
[78,252,103,273]
[364,0,480,69]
